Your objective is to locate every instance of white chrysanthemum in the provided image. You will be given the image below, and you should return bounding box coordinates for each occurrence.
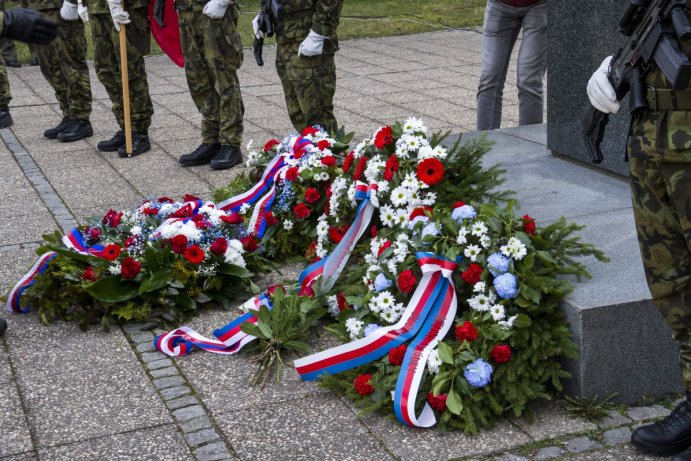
[480,234,491,249]
[401,173,421,191]
[386,259,398,276]
[109,263,121,275]
[395,208,409,228]
[353,140,367,158]
[488,289,497,303]
[471,221,488,237]
[402,116,427,134]
[375,290,395,310]
[457,226,469,245]
[395,142,410,159]
[490,304,506,321]
[130,225,142,236]
[421,191,437,207]
[473,281,486,293]
[345,318,364,340]
[381,308,401,324]
[158,221,202,241]
[239,203,251,215]
[224,248,246,268]
[347,183,356,204]
[464,244,481,262]
[283,220,294,231]
[427,348,442,375]
[201,204,225,226]
[468,293,491,312]
[376,180,390,194]
[316,216,329,237]
[390,186,410,207]
[368,297,383,313]
[380,205,396,227]
[499,314,519,329]
[393,240,409,263]
[431,145,447,159]
[501,237,528,261]
[369,188,380,209]
[364,155,385,183]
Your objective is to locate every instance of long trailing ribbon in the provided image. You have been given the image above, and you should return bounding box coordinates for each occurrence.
[294,252,459,428]
[6,251,58,313]
[63,228,106,257]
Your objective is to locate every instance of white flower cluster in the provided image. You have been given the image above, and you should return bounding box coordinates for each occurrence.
[367,290,404,324]
[199,202,225,226]
[427,348,442,375]
[345,318,364,340]
[328,177,349,219]
[326,294,340,318]
[223,239,245,267]
[315,215,329,259]
[158,220,202,242]
[500,237,527,260]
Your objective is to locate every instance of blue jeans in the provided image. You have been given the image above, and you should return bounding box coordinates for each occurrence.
[476,0,547,130]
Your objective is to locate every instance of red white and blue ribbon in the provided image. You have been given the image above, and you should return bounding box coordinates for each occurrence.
[294,252,459,428]
[6,251,58,313]
[62,228,106,257]
[148,199,205,240]
[218,154,286,212]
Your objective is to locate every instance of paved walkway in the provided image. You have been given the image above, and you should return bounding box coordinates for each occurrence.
[0,30,671,460]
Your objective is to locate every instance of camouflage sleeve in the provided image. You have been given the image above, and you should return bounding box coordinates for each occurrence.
[0,12,4,36]
[311,0,341,37]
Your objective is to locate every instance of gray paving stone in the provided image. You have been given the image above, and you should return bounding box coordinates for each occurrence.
[130,331,155,344]
[173,404,206,422]
[0,453,38,461]
[166,395,200,411]
[603,426,633,446]
[141,351,168,363]
[627,405,670,421]
[513,402,598,440]
[150,366,179,379]
[194,443,231,460]
[597,409,633,429]
[121,321,157,334]
[149,358,174,370]
[536,446,564,460]
[493,455,528,461]
[179,415,213,434]
[37,424,193,460]
[160,385,192,400]
[154,375,185,390]
[0,343,11,385]
[0,384,34,457]
[195,454,236,461]
[136,341,157,353]
[565,436,603,453]
[184,428,221,447]
[566,444,660,460]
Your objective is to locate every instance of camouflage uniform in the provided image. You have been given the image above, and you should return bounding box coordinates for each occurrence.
[176,0,244,146]
[628,53,691,391]
[27,0,92,121]
[0,56,10,109]
[274,0,342,133]
[89,0,153,133]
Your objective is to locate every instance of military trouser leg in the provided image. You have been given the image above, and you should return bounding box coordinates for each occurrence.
[91,10,153,133]
[275,41,337,133]
[0,39,17,63]
[34,9,91,121]
[630,156,691,390]
[0,56,11,108]
[179,9,244,146]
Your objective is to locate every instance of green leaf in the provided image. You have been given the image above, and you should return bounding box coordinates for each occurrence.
[257,321,273,339]
[284,340,310,353]
[513,313,532,328]
[446,389,463,415]
[240,323,267,339]
[176,293,197,311]
[437,341,455,365]
[139,270,173,294]
[218,263,253,279]
[85,276,139,303]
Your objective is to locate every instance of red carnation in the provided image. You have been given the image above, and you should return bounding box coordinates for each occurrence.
[426,393,448,412]
[183,244,205,264]
[490,344,512,363]
[461,263,483,285]
[84,226,101,243]
[397,269,417,294]
[293,203,311,220]
[388,344,407,366]
[265,211,278,226]
[124,237,136,249]
[377,240,392,257]
[353,157,368,181]
[342,151,355,172]
[264,139,280,152]
[337,291,349,311]
[82,266,97,282]
[158,196,175,204]
[410,206,433,220]
[285,167,300,181]
[374,126,393,149]
[354,374,375,396]
[384,154,399,181]
[210,237,228,255]
[102,209,123,228]
[317,139,332,151]
[417,158,445,186]
[371,225,378,238]
[170,204,193,219]
[221,212,244,225]
[329,224,349,243]
[321,155,336,167]
[302,126,319,137]
[121,257,141,279]
[454,201,465,208]
[455,321,478,343]
[298,284,315,297]
[194,219,211,230]
[102,244,121,261]
[170,235,188,254]
[183,194,201,203]
[142,207,158,215]
[304,187,321,204]
[522,214,536,235]
[240,235,259,252]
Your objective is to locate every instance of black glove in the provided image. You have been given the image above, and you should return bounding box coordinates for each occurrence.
[3,8,58,45]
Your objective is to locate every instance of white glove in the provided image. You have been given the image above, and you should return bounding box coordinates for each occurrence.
[107,0,130,31]
[203,0,229,19]
[77,0,89,22]
[587,56,620,114]
[252,13,264,39]
[298,30,326,57]
[60,0,79,21]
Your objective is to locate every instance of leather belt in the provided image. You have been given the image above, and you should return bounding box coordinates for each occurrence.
[646,87,691,111]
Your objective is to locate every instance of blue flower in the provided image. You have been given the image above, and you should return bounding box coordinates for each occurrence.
[464,359,493,387]
[494,273,518,299]
[452,205,476,222]
[421,222,440,240]
[364,323,381,337]
[374,273,392,292]
[487,252,511,276]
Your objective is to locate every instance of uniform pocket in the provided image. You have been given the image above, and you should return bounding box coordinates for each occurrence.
[667,111,691,151]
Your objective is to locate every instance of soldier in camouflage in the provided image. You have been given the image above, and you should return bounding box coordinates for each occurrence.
[176,0,245,170]
[89,0,153,156]
[27,0,93,142]
[253,0,342,133]
[0,55,12,129]
[588,33,691,461]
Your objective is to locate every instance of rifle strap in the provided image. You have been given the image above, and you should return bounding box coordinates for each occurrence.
[646,87,691,110]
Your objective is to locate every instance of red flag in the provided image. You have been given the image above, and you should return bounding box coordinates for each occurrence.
[148,0,184,68]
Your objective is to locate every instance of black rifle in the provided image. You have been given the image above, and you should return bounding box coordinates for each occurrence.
[582,0,691,163]
[253,0,283,66]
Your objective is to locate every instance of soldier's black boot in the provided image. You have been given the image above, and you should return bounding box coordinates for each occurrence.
[631,394,691,455]
[0,106,13,129]
[178,143,220,167]
[30,56,39,66]
[210,144,243,170]
[674,446,691,461]
[43,116,69,139]
[57,119,93,142]
[0,317,6,336]
[118,132,151,157]
[5,59,20,68]
[97,130,125,152]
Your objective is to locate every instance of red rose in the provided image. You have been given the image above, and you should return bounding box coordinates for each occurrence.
[298,284,315,297]
[304,187,321,204]
[241,235,259,252]
[388,344,407,366]
[170,235,188,254]
[210,237,228,255]
[264,139,280,152]
[461,263,483,285]
[397,269,417,294]
[183,244,205,264]
[102,209,123,228]
[455,321,478,342]
[102,244,121,261]
[293,203,311,220]
[426,392,447,412]
[490,344,512,363]
[384,154,399,181]
[317,139,331,151]
[337,291,349,311]
[410,206,433,220]
[454,201,465,208]
[84,226,101,243]
[342,151,355,172]
[158,196,175,203]
[354,374,375,396]
[265,211,279,226]
[416,158,445,186]
[194,220,211,230]
[328,224,349,243]
[353,157,368,181]
[221,212,244,225]
[374,126,393,149]
[82,266,97,282]
[285,167,300,181]
[377,240,392,257]
[321,155,336,167]
[522,214,536,235]
[142,207,158,215]
[170,204,193,219]
[183,194,201,202]
[121,257,141,279]
[301,126,319,137]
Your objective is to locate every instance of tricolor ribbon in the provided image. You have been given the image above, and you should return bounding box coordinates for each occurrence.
[6,251,58,313]
[148,199,205,240]
[294,252,459,428]
[62,228,106,257]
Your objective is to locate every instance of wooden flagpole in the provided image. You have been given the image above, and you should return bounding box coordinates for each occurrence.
[118,25,133,156]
